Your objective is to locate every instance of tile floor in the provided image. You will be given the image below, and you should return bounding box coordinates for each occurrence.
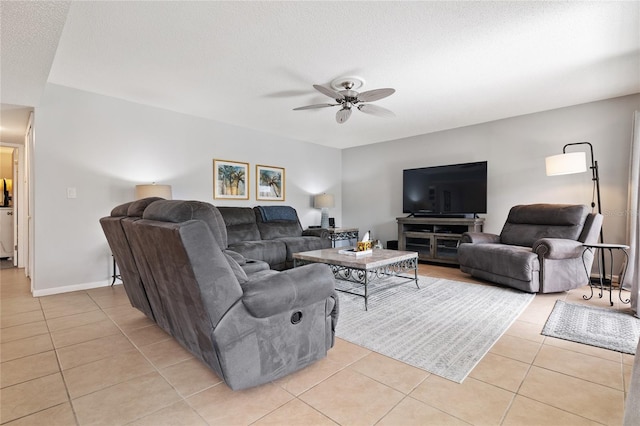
[0,264,635,425]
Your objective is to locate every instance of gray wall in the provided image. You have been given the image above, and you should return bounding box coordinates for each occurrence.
[33,84,342,294]
[342,94,640,255]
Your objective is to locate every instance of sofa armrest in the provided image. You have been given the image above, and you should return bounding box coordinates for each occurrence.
[224,249,247,265]
[303,228,330,240]
[532,238,584,260]
[460,232,501,244]
[242,263,335,318]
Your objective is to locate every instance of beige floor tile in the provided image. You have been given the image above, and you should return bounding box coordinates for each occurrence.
[187,382,293,425]
[325,337,371,368]
[103,305,155,332]
[409,374,514,425]
[503,395,600,426]
[274,357,345,396]
[0,296,41,317]
[489,334,541,364]
[518,295,561,325]
[72,372,181,425]
[625,363,633,393]
[126,324,172,347]
[543,336,622,362]
[0,309,44,329]
[56,333,135,370]
[128,400,207,426]
[0,350,60,388]
[348,352,429,394]
[50,319,121,348]
[505,319,545,343]
[253,398,337,426]
[469,352,530,392]
[0,320,49,343]
[63,349,155,398]
[534,344,624,390]
[46,309,109,332]
[519,366,625,425]
[89,290,131,310]
[2,402,77,426]
[160,357,222,397]
[0,373,68,423]
[623,353,635,366]
[299,368,404,426]
[138,338,193,369]
[377,396,469,426]
[40,293,100,319]
[0,333,53,362]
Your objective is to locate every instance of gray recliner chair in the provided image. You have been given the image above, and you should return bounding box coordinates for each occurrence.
[457,204,603,293]
[121,200,339,390]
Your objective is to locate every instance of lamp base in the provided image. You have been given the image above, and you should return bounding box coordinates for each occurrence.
[320,208,329,229]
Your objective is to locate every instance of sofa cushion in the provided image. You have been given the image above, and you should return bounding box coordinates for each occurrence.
[500,204,589,247]
[143,200,228,249]
[127,197,165,217]
[457,243,539,282]
[278,236,328,262]
[228,240,288,270]
[218,207,261,245]
[254,206,303,240]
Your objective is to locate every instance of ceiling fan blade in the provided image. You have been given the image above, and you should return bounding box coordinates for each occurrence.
[357,103,396,118]
[313,84,345,101]
[357,88,395,102]
[336,108,352,124]
[293,103,337,110]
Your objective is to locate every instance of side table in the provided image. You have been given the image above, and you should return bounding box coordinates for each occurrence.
[326,227,359,248]
[582,243,630,306]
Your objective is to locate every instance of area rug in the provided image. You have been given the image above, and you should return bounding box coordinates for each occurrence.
[334,275,535,383]
[542,300,640,354]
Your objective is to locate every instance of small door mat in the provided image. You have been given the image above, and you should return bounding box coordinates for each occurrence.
[542,300,640,354]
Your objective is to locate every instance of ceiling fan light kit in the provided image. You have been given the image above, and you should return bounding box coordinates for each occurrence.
[294,76,396,124]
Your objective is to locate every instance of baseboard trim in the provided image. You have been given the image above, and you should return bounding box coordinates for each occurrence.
[33,280,121,297]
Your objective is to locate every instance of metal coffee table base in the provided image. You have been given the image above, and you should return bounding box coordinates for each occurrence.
[330,258,419,310]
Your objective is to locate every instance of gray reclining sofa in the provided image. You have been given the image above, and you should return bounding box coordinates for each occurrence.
[458,204,603,293]
[100,198,339,390]
[218,206,331,270]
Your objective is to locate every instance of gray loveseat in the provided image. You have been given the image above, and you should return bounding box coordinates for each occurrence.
[100,199,339,390]
[218,206,331,270]
[457,204,603,293]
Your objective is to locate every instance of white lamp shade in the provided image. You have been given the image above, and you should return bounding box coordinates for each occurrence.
[545,152,587,176]
[314,193,334,209]
[135,184,172,200]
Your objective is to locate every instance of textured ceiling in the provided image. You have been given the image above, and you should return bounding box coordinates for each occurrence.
[2,1,639,149]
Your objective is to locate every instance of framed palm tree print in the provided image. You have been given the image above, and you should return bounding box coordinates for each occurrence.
[256,165,285,201]
[213,159,249,200]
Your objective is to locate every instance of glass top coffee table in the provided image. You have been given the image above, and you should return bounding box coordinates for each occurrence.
[293,248,419,310]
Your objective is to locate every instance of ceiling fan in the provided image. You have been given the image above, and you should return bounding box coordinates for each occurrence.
[293,77,395,124]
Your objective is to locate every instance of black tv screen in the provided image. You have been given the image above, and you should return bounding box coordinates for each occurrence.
[403,161,487,216]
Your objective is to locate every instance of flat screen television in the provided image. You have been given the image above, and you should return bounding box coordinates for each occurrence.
[402,161,487,217]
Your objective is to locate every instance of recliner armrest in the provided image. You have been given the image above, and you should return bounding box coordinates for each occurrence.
[532,238,584,260]
[460,232,501,244]
[242,263,335,318]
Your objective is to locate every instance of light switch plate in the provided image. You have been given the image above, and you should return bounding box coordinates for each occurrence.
[67,187,77,199]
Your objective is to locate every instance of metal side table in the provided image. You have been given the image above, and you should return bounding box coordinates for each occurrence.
[582,243,630,306]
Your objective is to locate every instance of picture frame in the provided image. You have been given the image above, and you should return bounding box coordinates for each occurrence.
[213,159,249,200]
[256,164,285,201]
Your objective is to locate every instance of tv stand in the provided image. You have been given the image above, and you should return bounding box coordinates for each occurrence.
[397,216,484,265]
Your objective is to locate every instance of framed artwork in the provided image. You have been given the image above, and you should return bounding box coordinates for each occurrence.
[256,164,285,201]
[213,159,249,200]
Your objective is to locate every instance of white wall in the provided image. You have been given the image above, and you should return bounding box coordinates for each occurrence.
[33,84,342,294]
[342,94,640,256]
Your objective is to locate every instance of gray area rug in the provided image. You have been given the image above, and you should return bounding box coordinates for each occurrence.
[542,300,640,354]
[334,275,535,383]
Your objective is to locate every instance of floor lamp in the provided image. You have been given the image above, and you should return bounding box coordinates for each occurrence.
[545,141,607,283]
